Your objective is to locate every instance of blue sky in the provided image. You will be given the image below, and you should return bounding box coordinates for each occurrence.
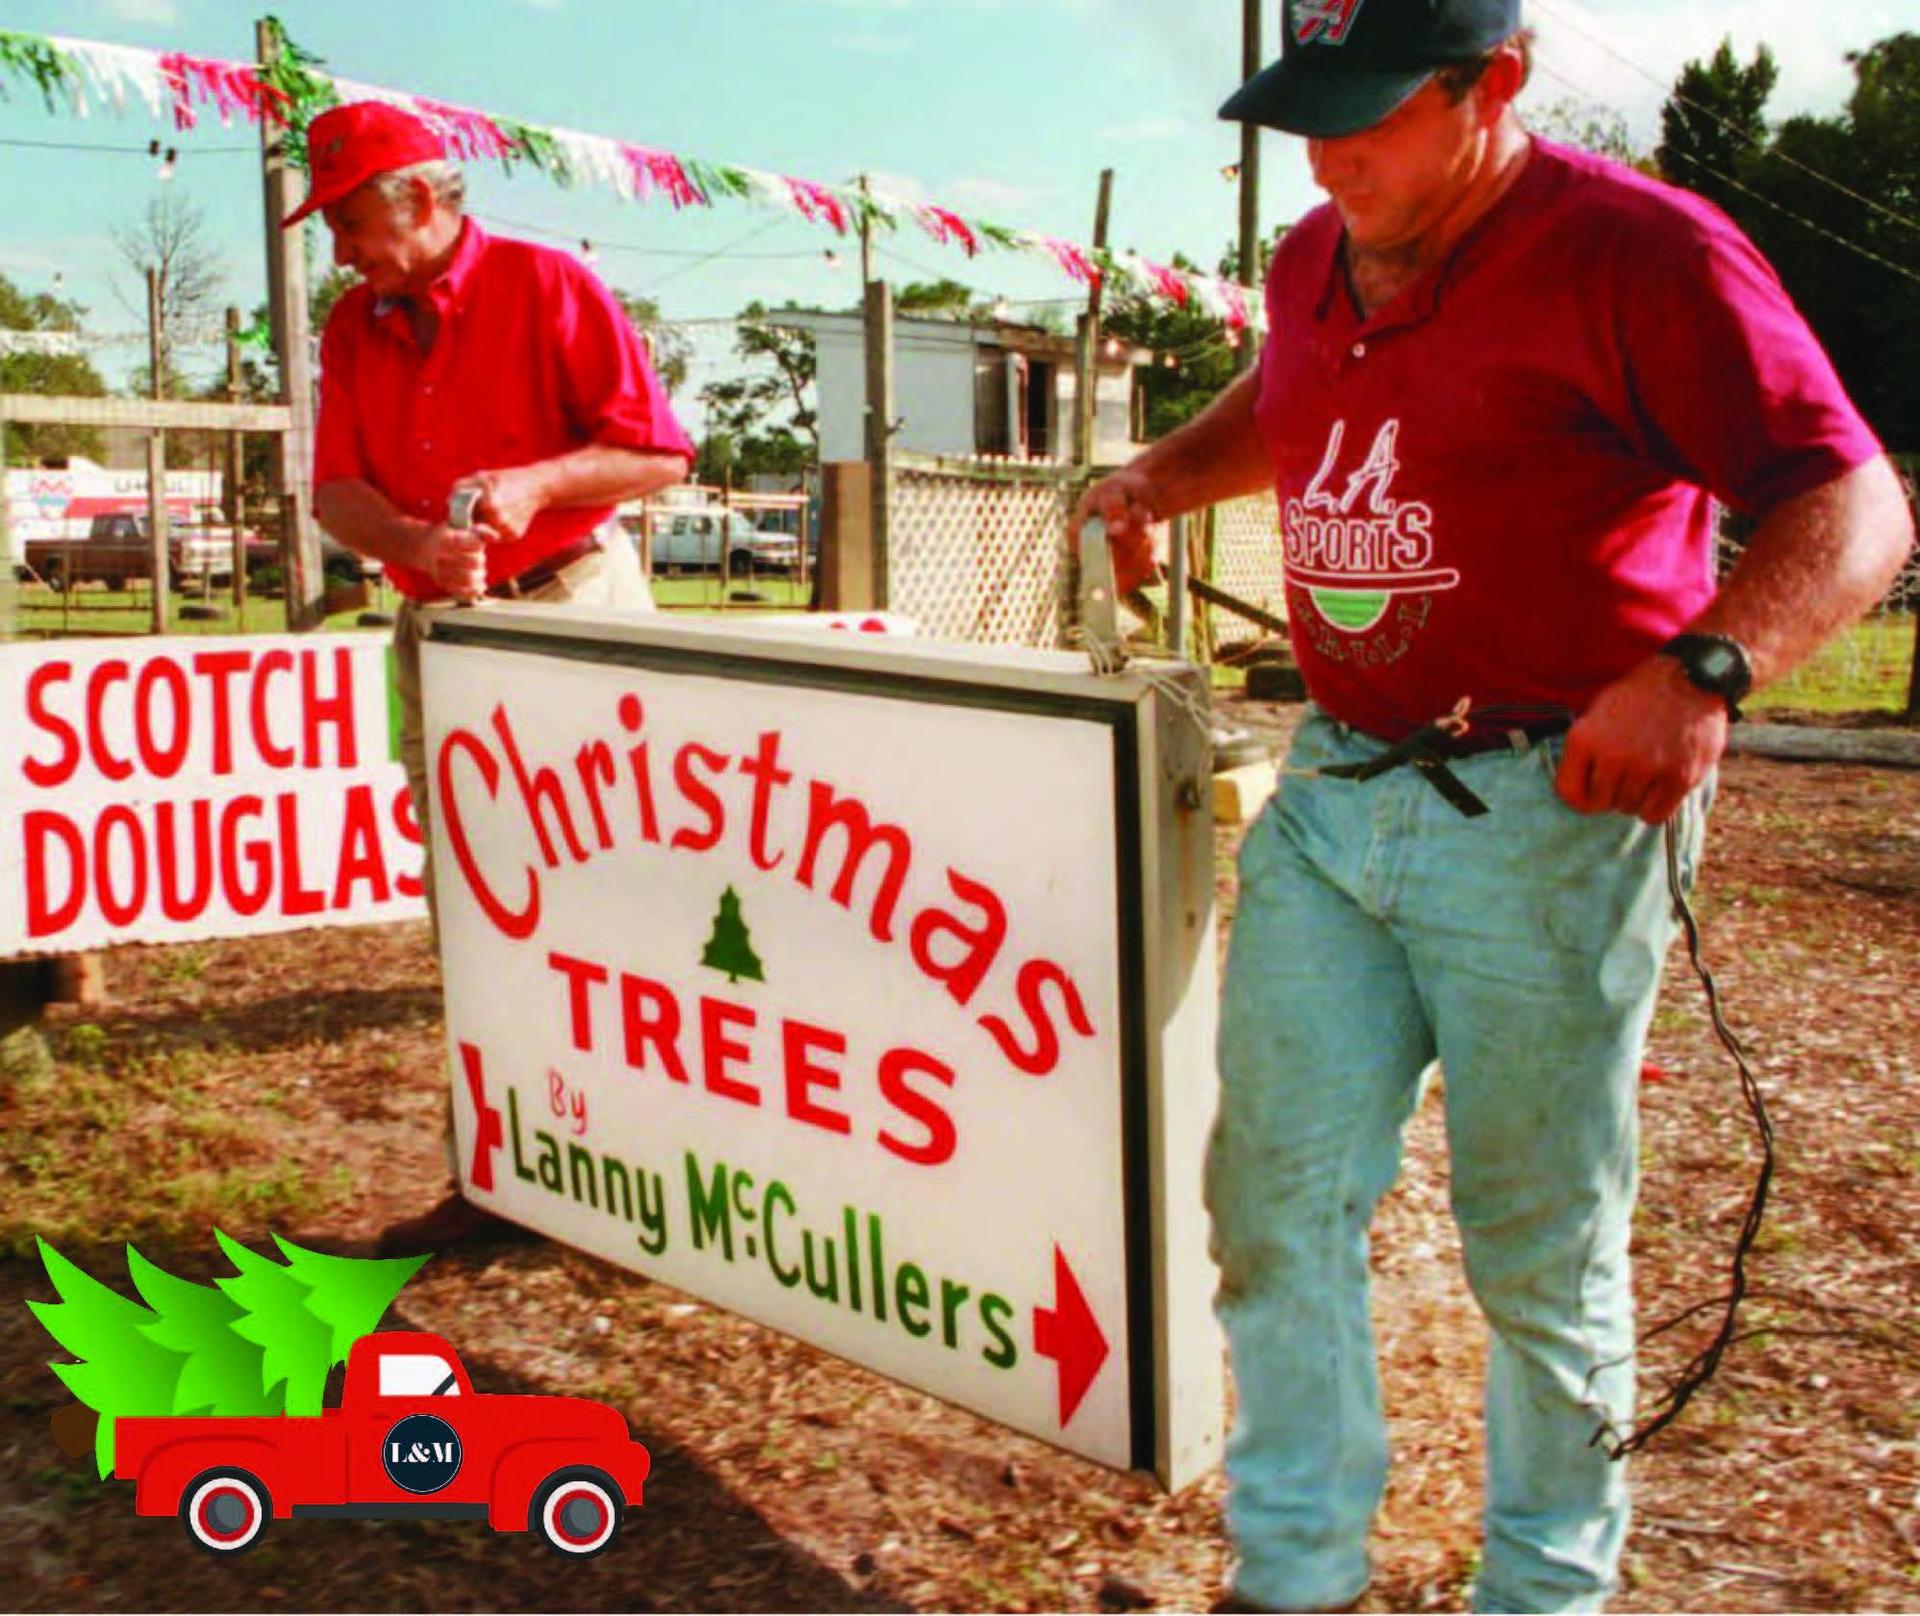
[1,0,1912,411]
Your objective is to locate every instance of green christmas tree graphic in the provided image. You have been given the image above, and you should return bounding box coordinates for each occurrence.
[700,885,765,984]
[28,1234,427,1477]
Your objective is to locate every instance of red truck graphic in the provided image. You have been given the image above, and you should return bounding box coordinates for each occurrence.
[112,1330,649,1559]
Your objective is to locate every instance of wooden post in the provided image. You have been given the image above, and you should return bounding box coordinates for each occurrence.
[857,174,874,289]
[864,277,894,610]
[226,306,249,610]
[257,17,323,632]
[1072,168,1115,467]
[1236,0,1263,375]
[817,462,874,612]
[146,267,171,635]
[0,398,13,642]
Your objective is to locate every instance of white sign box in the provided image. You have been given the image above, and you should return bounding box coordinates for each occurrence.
[424,606,1223,1487]
[0,634,425,956]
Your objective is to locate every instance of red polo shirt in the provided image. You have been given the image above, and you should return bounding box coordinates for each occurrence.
[1256,140,1882,740]
[314,219,694,602]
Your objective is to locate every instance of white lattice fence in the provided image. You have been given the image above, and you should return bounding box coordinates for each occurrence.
[887,455,1080,648]
[1207,493,1287,650]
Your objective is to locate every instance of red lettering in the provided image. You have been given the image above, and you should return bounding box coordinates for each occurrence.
[276,793,326,917]
[737,730,792,872]
[910,868,1008,1008]
[877,1047,957,1167]
[23,661,79,787]
[550,951,609,1053]
[670,743,729,852]
[133,656,190,779]
[796,784,912,941]
[491,703,588,868]
[391,786,423,900]
[95,805,149,927]
[618,973,690,1084]
[155,800,215,922]
[437,727,539,940]
[250,649,295,767]
[300,646,357,768]
[700,996,759,1107]
[218,795,272,917]
[191,649,252,775]
[979,959,1096,1078]
[331,783,391,908]
[618,695,661,844]
[24,811,85,937]
[782,1020,852,1136]
[86,659,133,782]
[574,741,617,851]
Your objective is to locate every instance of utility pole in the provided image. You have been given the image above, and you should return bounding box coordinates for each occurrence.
[863,276,894,610]
[146,267,171,635]
[256,17,323,631]
[1072,168,1115,467]
[1237,0,1263,373]
[226,306,248,610]
[857,174,874,288]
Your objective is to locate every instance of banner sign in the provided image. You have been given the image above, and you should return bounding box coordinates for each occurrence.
[0,634,425,956]
[424,607,1223,1487]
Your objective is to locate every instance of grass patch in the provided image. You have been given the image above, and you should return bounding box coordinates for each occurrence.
[11,581,381,637]
[1751,613,1916,714]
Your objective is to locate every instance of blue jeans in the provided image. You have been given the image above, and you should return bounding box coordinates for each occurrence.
[1208,708,1709,1613]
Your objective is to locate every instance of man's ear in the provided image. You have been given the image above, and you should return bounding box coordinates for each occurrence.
[1475,44,1527,124]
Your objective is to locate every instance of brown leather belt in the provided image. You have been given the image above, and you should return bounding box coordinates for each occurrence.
[486,533,602,599]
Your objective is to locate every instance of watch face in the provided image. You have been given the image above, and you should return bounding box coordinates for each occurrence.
[1698,646,1737,682]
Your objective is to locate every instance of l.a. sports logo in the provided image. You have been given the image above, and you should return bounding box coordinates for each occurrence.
[1284,419,1458,633]
[1292,0,1368,47]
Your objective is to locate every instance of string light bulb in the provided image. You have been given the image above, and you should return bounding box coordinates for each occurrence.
[991,297,1010,321]
[1104,337,1121,358]
[149,139,176,181]
[823,249,844,270]
[580,239,597,264]
[1221,162,1241,182]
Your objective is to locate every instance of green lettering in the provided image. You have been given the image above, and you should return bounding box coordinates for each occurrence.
[868,1212,886,1323]
[534,1130,563,1193]
[843,1205,863,1313]
[939,1277,970,1349]
[508,1088,535,1184]
[685,1152,734,1259]
[802,1230,840,1303]
[568,1142,599,1208]
[602,1157,634,1222]
[979,1292,1018,1370]
[895,1261,931,1338]
[763,1180,800,1287]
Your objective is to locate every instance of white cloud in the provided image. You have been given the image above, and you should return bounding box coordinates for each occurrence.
[863,168,931,207]
[944,176,1056,216]
[97,0,181,23]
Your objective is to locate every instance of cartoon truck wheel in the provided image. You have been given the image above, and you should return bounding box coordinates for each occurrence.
[530,1466,622,1557]
[182,1468,271,1555]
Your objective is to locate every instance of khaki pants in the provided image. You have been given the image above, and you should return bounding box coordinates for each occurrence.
[390,530,653,1183]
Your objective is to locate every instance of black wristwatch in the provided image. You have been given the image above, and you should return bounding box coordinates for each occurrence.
[1660,633,1752,721]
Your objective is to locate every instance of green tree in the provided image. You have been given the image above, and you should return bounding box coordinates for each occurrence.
[215,1229,346,1415]
[896,277,996,321]
[128,1249,277,1422]
[1657,39,1779,217]
[613,288,692,393]
[271,1236,427,1362]
[700,885,764,983]
[1104,250,1242,442]
[698,301,819,476]
[0,272,107,465]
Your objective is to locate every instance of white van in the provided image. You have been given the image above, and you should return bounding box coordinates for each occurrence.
[625,506,800,574]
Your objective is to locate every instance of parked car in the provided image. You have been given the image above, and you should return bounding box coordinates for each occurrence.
[634,506,801,574]
[25,512,232,591]
[113,1329,649,1559]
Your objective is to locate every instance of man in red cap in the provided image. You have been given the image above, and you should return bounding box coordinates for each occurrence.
[1077,0,1912,1609]
[294,99,696,1255]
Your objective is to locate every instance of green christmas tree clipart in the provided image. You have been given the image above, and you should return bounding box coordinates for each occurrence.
[28,1233,427,1477]
[700,885,765,984]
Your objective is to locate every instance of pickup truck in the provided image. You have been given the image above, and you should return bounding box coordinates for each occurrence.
[25,512,229,591]
[113,1330,649,1559]
[630,505,802,574]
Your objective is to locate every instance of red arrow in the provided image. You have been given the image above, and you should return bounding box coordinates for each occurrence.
[459,1042,506,1193]
[1031,1245,1110,1428]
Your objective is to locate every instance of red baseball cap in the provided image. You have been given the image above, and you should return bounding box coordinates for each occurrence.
[282,101,448,228]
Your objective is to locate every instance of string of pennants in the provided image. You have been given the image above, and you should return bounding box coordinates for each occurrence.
[0,22,1264,333]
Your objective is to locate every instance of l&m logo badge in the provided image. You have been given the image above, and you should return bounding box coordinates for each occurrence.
[1284,418,1459,634]
[382,1413,463,1494]
[1291,0,1369,47]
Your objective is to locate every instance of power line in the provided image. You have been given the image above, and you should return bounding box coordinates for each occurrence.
[0,134,255,155]
[1533,59,1920,292]
[1530,0,1920,240]
[472,209,830,263]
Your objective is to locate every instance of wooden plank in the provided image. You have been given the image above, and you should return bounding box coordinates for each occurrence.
[1732,723,1920,770]
[0,394,292,432]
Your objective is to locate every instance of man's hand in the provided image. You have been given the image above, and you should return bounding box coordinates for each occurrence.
[417,521,491,602]
[1070,469,1161,595]
[1556,656,1728,823]
[470,466,550,544]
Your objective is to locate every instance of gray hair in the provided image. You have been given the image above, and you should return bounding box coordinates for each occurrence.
[369,158,467,217]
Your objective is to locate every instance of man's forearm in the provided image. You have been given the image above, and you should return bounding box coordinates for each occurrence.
[313,479,433,571]
[519,445,689,511]
[1126,369,1272,515]
[1694,456,1915,687]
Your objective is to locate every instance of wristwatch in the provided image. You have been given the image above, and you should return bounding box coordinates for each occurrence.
[1660,633,1752,720]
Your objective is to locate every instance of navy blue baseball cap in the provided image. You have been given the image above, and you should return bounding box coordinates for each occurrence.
[1221,0,1522,138]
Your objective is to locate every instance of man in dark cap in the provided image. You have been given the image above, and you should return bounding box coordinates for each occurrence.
[1075,1,1912,1608]
[291,100,696,1254]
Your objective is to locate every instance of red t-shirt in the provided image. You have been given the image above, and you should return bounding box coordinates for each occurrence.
[313,220,694,602]
[1255,140,1882,740]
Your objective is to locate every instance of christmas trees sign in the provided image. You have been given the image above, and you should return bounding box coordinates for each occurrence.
[29,1233,427,1477]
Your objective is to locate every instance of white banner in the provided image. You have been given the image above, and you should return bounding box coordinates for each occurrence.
[0,634,426,956]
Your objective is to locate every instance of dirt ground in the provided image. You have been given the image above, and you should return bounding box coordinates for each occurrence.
[1,698,1916,1613]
